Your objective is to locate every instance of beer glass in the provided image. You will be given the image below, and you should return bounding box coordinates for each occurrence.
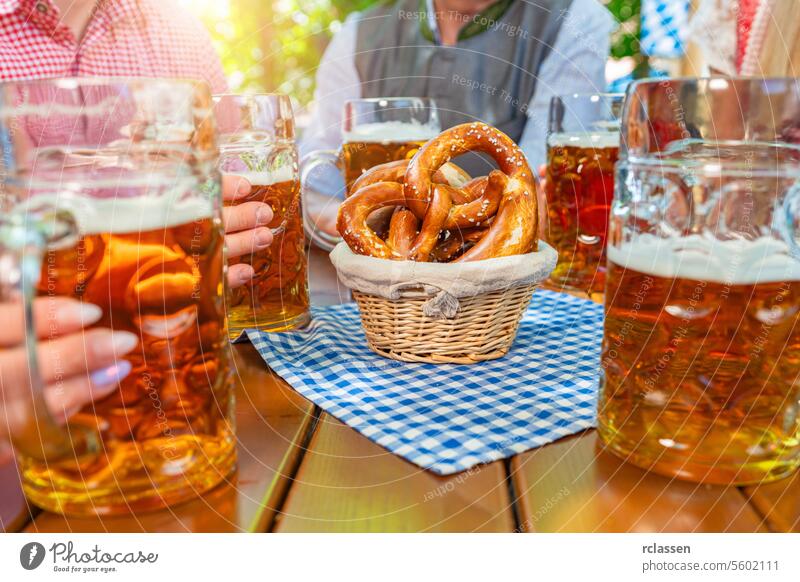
[0,78,235,515]
[598,77,800,485]
[300,97,440,250]
[214,93,309,338]
[545,93,623,294]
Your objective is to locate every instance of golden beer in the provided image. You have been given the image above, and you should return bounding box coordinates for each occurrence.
[341,139,428,194]
[301,99,440,249]
[340,122,438,194]
[598,237,800,484]
[21,195,235,514]
[225,173,310,338]
[545,133,619,294]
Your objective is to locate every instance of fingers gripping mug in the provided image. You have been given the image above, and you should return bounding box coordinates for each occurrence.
[214,93,310,338]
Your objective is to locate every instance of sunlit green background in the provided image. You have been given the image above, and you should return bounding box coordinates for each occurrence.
[181,0,641,104]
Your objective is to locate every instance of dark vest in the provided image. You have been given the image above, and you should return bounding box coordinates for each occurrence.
[355,0,573,144]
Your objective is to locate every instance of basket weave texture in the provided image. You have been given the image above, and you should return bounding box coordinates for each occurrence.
[353,283,536,364]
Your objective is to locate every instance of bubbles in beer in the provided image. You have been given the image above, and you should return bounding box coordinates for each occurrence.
[18,185,235,515]
[223,170,310,336]
[545,131,619,293]
[341,122,439,193]
[600,235,800,484]
[128,257,199,339]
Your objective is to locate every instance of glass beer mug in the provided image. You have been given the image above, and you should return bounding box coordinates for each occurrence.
[300,97,440,250]
[0,79,235,515]
[214,93,310,338]
[545,93,623,294]
[598,78,800,485]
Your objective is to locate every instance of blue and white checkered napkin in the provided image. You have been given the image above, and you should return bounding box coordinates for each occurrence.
[246,289,604,475]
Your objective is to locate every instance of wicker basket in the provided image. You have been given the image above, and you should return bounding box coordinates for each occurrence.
[352,283,537,364]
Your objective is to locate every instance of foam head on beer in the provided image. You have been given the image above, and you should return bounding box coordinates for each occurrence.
[222,165,295,187]
[547,131,620,149]
[15,178,214,236]
[607,234,800,284]
[342,121,440,144]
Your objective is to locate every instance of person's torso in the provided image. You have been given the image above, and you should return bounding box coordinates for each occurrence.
[354,0,574,144]
[0,0,214,84]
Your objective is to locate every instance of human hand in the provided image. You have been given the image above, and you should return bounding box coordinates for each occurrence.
[221,175,275,288]
[0,298,138,463]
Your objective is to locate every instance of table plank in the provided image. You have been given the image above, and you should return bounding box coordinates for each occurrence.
[275,414,515,532]
[511,431,766,532]
[0,456,34,532]
[27,343,314,533]
[744,471,800,533]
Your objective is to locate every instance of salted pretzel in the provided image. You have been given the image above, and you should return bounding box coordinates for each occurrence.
[349,158,472,195]
[337,160,471,259]
[337,123,538,262]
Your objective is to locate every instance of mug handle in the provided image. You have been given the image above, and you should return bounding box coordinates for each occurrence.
[299,149,343,251]
[0,211,99,461]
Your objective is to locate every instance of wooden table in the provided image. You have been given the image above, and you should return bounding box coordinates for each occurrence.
[2,248,798,533]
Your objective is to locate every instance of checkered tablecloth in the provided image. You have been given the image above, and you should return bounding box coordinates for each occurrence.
[246,289,604,475]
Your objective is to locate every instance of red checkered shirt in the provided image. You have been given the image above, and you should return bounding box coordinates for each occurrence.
[0,0,227,92]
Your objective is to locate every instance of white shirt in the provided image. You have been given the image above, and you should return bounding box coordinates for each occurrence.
[300,0,615,172]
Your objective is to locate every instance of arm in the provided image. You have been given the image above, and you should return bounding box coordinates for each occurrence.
[518,0,615,171]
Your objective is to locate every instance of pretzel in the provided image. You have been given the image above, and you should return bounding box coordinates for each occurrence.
[337,160,470,260]
[337,123,538,262]
[350,159,471,194]
[430,226,489,262]
[405,123,538,261]
[337,181,406,259]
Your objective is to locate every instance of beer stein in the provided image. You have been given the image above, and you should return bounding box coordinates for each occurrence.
[0,78,235,515]
[300,97,440,250]
[598,77,800,485]
[545,93,624,294]
[214,93,309,338]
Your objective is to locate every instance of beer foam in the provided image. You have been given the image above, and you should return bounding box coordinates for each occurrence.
[607,235,800,284]
[14,189,214,235]
[548,131,620,149]
[222,166,295,187]
[343,121,440,143]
